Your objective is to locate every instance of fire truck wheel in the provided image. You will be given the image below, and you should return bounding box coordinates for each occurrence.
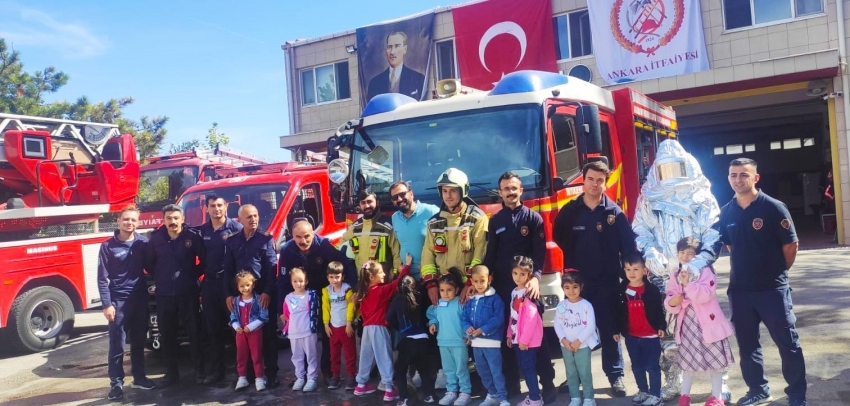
[8,286,75,353]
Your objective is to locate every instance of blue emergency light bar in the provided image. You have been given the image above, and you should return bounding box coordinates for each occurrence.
[489,70,570,96]
[361,93,418,118]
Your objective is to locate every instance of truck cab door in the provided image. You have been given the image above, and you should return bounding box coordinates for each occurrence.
[276,183,323,248]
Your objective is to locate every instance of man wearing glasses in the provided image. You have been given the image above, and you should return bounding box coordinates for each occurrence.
[340,189,401,281]
[553,161,637,398]
[390,181,440,282]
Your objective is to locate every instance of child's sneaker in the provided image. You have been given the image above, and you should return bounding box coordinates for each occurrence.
[354,383,377,396]
[439,391,459,405]
[582,399,597,406]
[516,396,543,406]
[704,396,725,406]
[327,376,340,389]
[454,393,472,406]
[679,394,692,406]
[499,401,511,406]
[255,377,266,391]
[632,392,650,404]
[642,395,664,406]
[423,395,437,403]
[397,399,410,406]
[345,376,357,390]
[479,394,500,406]
[303,379,318,392]
[569,398,583,406]
[292,377,306,391]
[384,388,399,401]
[235,377,249,391]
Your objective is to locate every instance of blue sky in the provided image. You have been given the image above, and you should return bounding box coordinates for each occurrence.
[0,0,449,161]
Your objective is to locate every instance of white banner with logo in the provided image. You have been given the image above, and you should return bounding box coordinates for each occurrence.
[587,0,709,85]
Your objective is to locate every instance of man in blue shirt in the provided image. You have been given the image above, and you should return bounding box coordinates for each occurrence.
[716,158,806,406]
[197,195,243,385]
[390,181,440,280]
[98,206,156,400]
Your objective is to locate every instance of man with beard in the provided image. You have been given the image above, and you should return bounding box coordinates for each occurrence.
[484,172,557,403]
[390,181,440,281]
[223,204,279,388]
[146,204,206,388]
[279,220,358,387]
[340,189,401,281]
[197,195,242,385]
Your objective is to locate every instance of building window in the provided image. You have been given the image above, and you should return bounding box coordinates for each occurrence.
[724,0,824,30]
[300,61,351,106]
[436,40,457,81]
[714,147,725,155]
[553,10,593,60]
[726,144,744,154]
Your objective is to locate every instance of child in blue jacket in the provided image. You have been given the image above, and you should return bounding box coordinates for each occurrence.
[462,265,508,406]
[427,268,471,406]
[229,270,270,391]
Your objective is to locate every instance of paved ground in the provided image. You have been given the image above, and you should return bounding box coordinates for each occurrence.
[1,248,849,406]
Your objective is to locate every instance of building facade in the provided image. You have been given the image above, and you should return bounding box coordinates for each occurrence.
[281,0,850,246]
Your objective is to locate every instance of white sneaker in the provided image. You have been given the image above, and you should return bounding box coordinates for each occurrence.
[411,371,422,388]
[641,395,664,406]
[292,377,306,391]
[454,393,472,406]
[479,394,500,406]
[582,399,597,406]
[255,377,266,391]
[303,378,317,392]
[435,369,447,389]
[439,391,458,405]
[499,401,511,406]
[632,392,650,404]
[235,377,249,391]
[568,398,582,406]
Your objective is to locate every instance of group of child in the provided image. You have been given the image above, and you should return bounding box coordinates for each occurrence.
[228,235,735,406]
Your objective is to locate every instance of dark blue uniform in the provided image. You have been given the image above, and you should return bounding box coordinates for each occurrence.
[223,228,279,383]
[485,204,554,396]
[97,231,149,388]
[553,194,636,383]
[717,191,806,402]
[279,234,356,380]
[197,218,242,381]
[146,226,206,380]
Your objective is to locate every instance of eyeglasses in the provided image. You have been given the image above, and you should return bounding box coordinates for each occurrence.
[391,191,409,201]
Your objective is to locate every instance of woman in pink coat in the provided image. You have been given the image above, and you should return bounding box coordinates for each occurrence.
[665,237,734,406]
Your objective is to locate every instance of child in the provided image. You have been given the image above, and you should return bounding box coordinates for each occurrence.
[427,268,471,406]
[461,265,508,406]
[387,258,437,406]
[507,256,545,406]
[280,267,321,392]
[229,270,270,392]
[322,261,357,390]
[614,253,667,406]
[665,237,734,406]
[555,270,599,406]
[352,258,411,401]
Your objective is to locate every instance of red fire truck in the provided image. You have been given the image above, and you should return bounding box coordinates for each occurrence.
[325,70,677,326]
[0,113,140,352]
[137,146,271,228]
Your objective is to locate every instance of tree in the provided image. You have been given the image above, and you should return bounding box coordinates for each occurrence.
[168,122,230,154]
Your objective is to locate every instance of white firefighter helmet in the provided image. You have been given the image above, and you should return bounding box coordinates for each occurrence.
[436,168,470,198]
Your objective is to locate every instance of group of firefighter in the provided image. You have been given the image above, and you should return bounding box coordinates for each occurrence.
[98,139,807,406]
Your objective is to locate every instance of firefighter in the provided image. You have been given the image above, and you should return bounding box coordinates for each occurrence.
[420,168,489,305]
[223,204,280,388]
[339,189,401,280]
[146,204,206,388]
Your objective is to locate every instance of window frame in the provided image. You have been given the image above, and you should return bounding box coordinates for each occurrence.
[553,9,594,62]
[435,38,459,81]
[299,61,352,107]
[722,0,825,32]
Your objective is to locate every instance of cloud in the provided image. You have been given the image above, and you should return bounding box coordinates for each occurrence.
[0,5,108,58]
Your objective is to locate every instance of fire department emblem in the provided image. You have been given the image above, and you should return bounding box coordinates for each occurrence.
[752,218,764,230]
[607,214,616,225]
[184,239,192,248]
[596,222,603,232]
[520,226,529,236]
[781,218,792,230]
[612,0,684,55]
[435,236,445,246]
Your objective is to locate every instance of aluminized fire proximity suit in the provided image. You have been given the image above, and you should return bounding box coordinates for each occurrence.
[631,140,730,402]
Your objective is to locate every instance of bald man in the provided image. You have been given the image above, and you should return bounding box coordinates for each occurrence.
[279,220,357,386]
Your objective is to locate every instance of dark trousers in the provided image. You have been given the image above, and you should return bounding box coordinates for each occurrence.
[262,293,280,380]
[201,278,229,377]
[497,289,555,394]
[624,336,662,397]
[156,294,204,377]
[728,289,807,400]
[583,285,624,382]
[108,296,148,386]
[394,337,436,401]
[515,346,541,401]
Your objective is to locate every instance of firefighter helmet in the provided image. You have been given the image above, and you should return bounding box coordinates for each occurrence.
[436,168,469,198]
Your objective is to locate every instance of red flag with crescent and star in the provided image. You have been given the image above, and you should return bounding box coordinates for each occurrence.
[451,0,558,90]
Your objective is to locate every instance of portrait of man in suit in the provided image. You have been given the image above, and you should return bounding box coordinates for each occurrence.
[366,31,427,102]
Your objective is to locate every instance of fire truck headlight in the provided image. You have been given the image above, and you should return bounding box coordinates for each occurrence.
[541,295,560,310]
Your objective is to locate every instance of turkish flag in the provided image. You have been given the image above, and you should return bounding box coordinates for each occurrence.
[452,0,558,90]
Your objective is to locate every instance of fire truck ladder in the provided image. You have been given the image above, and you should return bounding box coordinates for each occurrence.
[195,144,271,167]
[0,113,120,160]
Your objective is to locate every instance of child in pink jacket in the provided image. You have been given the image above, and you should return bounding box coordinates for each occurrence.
[507,256,544,406]
[664,237,734,406]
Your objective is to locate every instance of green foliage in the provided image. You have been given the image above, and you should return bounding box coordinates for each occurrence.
[168,122,230,154]
[206,122,229,148]
[137,175,170,203]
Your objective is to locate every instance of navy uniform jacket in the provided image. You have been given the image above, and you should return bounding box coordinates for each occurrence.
[717,191,798,292]
[278,234,357,308]
[553,194,637,288]
[146,226,206,296]
[484,204,545,295]
[222,228,277,298]
[197,218,243,279]
[97,231,148,305]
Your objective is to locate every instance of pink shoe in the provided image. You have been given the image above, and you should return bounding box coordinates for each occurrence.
[354,384,377,396]
[704,396,725,406]
[678,394,691,406]
[383,388,399,401]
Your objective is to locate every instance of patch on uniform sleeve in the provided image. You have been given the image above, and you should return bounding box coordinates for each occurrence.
[752,218,763,230]
[520,226,529,236]
[607,214,615,225]
[539,231,545,239]
[596,222,603,232]
[780,218,791,230]
[184,239,193,248]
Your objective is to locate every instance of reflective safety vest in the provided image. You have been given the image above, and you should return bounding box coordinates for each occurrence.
[420,202,489,288]
[340,213,401,277]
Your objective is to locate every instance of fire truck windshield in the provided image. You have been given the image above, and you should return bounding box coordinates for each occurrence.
[176,183,290,229]
[349,104,544,206]
[138,165,199,206]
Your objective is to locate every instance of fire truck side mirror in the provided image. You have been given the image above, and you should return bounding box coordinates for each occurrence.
[577,105,602,155]
[552,177,566,192]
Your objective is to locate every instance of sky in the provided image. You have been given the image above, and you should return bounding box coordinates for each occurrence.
[0,0,451,162]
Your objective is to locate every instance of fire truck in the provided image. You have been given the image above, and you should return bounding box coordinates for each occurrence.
[0,113,140,352]
[325,70,677,327]
[137,146,271,228]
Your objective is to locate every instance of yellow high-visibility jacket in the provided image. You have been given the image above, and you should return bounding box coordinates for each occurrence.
[339,212,401,276]
[420,202,488,287]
